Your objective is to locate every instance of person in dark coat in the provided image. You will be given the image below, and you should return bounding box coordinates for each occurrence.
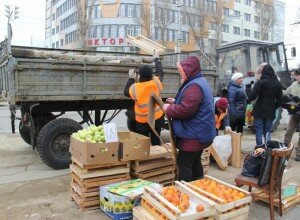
[163,56,216,182]
[246,63,282,145]
[228,72,247,133]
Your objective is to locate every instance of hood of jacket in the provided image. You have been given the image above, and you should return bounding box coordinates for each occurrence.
[179,56,201,80]
[228,79,242,89]
[261,64,277,80]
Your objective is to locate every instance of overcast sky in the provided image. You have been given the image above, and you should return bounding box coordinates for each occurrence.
[0,0,299,47]
[0,0,45,47]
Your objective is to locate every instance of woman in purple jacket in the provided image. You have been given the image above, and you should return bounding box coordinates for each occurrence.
[163,56,216,181]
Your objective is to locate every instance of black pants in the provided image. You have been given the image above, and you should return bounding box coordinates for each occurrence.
[230,116,244,133]
[135,115,164,145]
[177,150,203,182]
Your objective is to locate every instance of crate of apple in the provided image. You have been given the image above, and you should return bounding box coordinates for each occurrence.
[72,125,106,143]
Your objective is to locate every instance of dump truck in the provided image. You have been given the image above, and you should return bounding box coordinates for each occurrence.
[0,38,218,169]
[215,40,292,132]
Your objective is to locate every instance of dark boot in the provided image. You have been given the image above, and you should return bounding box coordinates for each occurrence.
[295,147,300,161]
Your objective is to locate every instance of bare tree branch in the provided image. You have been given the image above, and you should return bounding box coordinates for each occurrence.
[255,0,275,41]
[153,0,173,46]
[76,0,97,49]
[135,0,151,38]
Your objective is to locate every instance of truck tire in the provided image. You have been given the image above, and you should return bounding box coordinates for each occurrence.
[36,118,82,169]
[19,121,31,145]
[271,107,283,133]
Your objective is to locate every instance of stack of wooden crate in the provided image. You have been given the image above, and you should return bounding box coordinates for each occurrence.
[70,157,131,211]
[202,147,211,174]
[130,145,176,186]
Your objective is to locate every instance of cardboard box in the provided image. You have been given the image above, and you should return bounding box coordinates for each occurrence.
[70,136,119,166]
[118,131,151,161]
[100,181,141,220]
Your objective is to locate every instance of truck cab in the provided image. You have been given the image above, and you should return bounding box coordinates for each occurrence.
[216,40,291,96]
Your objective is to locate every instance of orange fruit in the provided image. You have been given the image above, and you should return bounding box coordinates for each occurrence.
[171,196,180,206]
[196,204,205,212]
[238,192,245,198]
[164,193,173,202]
[178,203,187,213]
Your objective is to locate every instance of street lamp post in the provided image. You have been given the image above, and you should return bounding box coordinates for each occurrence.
[177,0,183,62]
[5,5,19,53]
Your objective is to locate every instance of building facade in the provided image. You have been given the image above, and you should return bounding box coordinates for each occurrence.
[45,0,285,54]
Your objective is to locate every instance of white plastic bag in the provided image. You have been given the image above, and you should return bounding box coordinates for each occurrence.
[212,135,232,162]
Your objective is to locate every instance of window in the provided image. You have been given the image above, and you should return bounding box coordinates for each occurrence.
[222,24,229,33]
[52,13,55,21]
[254,16,260,24]
[52,43,55,48]
[223,7,229,16]
[235,0,241,3]
[60,39,64,46]
[128,5,134,17]
[56,41,59,48]
[244,29,250,37]
[119,25,125,37]
[233,26,240,35]
[103,25,109,37]
[56,26,59,34]
[182,32,189,43]
[254,31,260,39]
[52,28,55,35]
[262,33,268,40]
[234,10,240,17]
[119,4,125,17]
[209,39,216,47]
[93,5,101,18]
[136,5,141,18]
[245,0,251,6]
[111,25,117,37]
[244,13,251,21]
[210,22,217,31]
[154,27,161,40]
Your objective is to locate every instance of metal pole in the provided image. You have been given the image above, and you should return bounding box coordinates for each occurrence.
[177,1,182,62]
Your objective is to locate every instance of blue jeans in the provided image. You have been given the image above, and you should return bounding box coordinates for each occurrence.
[254,118,273,145]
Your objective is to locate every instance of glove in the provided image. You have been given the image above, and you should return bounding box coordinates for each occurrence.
[225,126,232,132]
[128,69,136,78]
[246,99,251,104]
[153,49,160,59]
[166,97,175,104]
[245,83,252,89]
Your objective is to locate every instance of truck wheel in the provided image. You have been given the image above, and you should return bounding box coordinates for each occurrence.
[19,121,31,145]
[271,107,283,133]
[36,118,82,169]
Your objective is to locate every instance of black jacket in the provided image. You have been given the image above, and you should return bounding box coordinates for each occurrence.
[246,65,282,120]
[124,58,164,97]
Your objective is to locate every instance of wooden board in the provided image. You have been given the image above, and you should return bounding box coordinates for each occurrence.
[146,173,176,184]
[71,181,99,198]
[70,163,130,179]
[72,156,129,173]
[251,188,300,214]
[131,157,175,173]
[148,145,173,160]
[131,165,175,179]
[72,173,131,191]
[71,189,99,211]
[215,205,249,220]
[210,147,228,171]
[229,132,242,168]
[133,206,157,220]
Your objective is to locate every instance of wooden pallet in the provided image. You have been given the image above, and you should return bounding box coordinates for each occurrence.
[71,188,100,211]
[251,188,300,214]
[70,162,130,179]
[72,173,131,192]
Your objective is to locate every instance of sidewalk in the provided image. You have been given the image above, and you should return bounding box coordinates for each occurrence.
[0,125,299,219]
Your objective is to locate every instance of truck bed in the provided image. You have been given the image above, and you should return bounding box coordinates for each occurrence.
[0,46,218,105]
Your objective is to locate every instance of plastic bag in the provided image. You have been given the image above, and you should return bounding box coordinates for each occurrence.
[212,135,232,162]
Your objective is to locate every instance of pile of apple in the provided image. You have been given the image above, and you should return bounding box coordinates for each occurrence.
[72,125,106,143]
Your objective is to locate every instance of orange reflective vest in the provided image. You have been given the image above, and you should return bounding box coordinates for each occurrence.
[215,110,227,129]
[129,76,164,123]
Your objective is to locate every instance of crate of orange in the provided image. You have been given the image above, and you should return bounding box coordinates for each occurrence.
[141,181,216,220]
[182,175,251,220]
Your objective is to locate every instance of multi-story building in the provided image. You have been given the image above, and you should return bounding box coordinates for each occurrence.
[45,0,285,55]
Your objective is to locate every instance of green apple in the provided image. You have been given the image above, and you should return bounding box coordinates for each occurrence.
[98,125,103,131]
[100,136,106,143]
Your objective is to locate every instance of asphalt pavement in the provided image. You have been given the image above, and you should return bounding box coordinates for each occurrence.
[0,101,299,220]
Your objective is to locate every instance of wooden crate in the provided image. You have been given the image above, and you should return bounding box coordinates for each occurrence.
[141,181,216,220]
[70,157,131,211]
[202,147,211,174]
[131,145,176,185]
[183,175,251,220]
[133,206,156,220]
[71,188,99,211]
[251,188,300,214]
